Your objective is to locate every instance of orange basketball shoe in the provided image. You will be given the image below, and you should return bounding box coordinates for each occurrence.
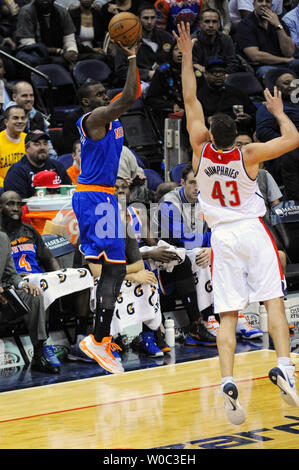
[79,334,124,374]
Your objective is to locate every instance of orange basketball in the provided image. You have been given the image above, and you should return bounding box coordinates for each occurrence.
[108,12,142,48]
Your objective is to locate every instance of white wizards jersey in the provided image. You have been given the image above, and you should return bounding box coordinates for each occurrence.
[195,142,266,228]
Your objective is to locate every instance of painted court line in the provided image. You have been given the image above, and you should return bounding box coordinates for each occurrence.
[0,371,273,425]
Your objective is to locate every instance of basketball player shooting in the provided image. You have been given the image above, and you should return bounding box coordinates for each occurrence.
[72,38,141,374]
[173,21,299,425]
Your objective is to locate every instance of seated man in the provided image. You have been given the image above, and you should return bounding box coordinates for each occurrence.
[235,0,299,79]
[3,81,57,159]
[0,230,61,374]
[0,105,27,187]
[191,8,242,74]
[0,190,94,359]
[195,57,257,134]
[256,68,299,193]
[67,139,81,185]
[115,173,218,347]
[69,222,160,361]
[4,130,72,199]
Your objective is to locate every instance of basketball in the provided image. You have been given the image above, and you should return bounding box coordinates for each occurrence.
[108,12,142,48]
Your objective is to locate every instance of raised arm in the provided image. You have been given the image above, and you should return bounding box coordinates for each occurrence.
[173,22,210,171]
[84,41,140,139]
[244,87,299,175]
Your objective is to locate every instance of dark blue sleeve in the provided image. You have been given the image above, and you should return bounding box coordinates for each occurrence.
[256,104,280,142]
[4,166,30,199]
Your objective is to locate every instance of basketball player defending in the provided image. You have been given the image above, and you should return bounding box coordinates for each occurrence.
[174,22,299,424]
[72,40,140,374]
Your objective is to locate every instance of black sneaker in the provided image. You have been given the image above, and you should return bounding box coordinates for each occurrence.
[222,382,246,425]
[154,329,171,353]
[186,321,217,346]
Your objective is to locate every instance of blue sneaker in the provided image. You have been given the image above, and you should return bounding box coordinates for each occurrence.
[236,312,263,339]
[139,332,164,357]
[68,335,97,363]
[31,344,61,374]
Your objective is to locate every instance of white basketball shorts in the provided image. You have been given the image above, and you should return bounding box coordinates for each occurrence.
[211,217,285,313]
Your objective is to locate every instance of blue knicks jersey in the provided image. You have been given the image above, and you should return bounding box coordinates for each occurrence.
[11,243,43,274]
[76,113,124,186]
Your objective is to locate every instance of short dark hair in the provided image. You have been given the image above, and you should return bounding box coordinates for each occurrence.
[181,162,194,181]
[77,80,103,105]
[137,2,156,16]
[200,8,221,22]
[210,113,237,148]
[4,105,25,120]
[72,139,80,153]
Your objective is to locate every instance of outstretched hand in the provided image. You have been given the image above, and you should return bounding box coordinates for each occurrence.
[263,86,284,117]
[172,21,197,55]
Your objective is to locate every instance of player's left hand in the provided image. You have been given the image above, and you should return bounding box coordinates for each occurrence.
[172,21,197,56]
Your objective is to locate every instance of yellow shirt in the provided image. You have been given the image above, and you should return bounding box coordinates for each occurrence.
[0,130,26,187]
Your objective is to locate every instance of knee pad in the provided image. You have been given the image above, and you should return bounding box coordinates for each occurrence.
[96,263,126,310]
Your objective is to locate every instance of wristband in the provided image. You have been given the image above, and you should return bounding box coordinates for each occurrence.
[128,54,136,60]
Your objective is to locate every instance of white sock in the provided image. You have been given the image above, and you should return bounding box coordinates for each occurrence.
[221,376,235,390]
[278,357,292,367]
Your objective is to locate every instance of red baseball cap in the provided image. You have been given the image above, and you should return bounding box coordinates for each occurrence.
[32,170,62,188]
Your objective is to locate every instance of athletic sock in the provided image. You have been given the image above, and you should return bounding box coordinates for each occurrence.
[277,357,292,367]
[221,376,235,390]
[93,307,114,342]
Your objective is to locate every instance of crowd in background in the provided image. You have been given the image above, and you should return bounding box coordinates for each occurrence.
[0,0,298,373]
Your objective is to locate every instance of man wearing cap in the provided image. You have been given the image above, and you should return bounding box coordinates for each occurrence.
[195,56,257,132]
[3,130,72,199]
[0,105,27,188]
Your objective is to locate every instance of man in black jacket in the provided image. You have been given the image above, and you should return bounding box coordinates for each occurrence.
[196,56,257,132]
[192,8,242,74]
[113,3,173,88]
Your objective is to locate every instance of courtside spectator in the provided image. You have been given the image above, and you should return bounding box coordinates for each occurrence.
[4,130,71,198]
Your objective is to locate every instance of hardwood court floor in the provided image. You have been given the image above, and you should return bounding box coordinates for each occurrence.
[0,349,299,449]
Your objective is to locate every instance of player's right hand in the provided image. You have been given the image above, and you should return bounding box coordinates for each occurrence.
[115,39,141,57]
